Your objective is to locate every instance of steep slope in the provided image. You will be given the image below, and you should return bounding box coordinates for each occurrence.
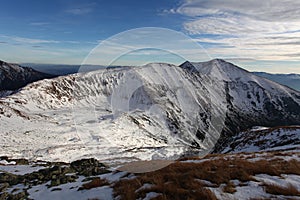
[180,59,300,152]
[0,60,55,95]
[254,72,300,92]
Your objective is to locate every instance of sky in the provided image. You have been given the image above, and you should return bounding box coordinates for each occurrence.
[0,0,300,73]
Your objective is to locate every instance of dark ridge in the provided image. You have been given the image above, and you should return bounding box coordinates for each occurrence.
[0,60,57,91]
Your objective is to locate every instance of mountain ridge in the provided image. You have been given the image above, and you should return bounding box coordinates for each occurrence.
[0,60,56,93]
[180,60,300,152]
[0,59,299,162]
[254,71,300,92]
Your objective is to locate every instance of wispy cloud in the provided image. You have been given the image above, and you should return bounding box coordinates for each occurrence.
[0,35,60,44]
[0,35,96,46]
[13,36,60,44]
[167,0,300,62]
[171,0,300,22]
[65,3,95,15]
[183,16,300,36]
[29,22,50,26]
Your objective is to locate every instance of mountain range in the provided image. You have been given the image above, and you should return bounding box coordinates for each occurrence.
[22,62,300,92]
[0,59,299,164]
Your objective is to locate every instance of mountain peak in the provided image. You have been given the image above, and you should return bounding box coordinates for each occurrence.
[180,59,251,81]
[178,61,197,72]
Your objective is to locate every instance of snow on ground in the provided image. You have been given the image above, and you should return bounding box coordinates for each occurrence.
[1,150,300,200]
[208,175,300,200]
[255,174,300,191]
[0,160,16,165]
[208,181,271,200]
[142,192,162,200]
[0,165,46,175]
[222,126,300,154]
[0,63,228,166]
[27,176,113,200]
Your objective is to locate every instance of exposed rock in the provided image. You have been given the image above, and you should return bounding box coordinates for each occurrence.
[0,183,9,192]
[70,158,109,176]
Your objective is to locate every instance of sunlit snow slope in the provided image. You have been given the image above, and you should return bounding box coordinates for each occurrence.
[0,59,300,164]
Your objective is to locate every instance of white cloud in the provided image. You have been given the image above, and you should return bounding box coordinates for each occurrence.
[168,0,300,63]
[172,0,300,35]
[173,0,300,22]
[183,15,300,35]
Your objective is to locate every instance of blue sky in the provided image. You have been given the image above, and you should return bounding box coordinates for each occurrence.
[0,0,300,73]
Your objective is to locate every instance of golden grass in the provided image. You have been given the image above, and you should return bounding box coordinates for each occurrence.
[79,178,109,190]
[113,153,300,200]
[264,183,300,196]
[114,167,217,200]
[223,181,237,194]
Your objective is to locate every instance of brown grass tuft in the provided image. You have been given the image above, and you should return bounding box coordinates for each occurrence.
[264,183,300,196]
[114,152,300,200]
[79,178,109,190]
[223,181,237,194]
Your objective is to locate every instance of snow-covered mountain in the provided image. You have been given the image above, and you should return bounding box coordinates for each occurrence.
[0,59,299,164]
[221,126,300,153]
[0,60,55,97]
[254,72,300,92]
[180,59,300,152]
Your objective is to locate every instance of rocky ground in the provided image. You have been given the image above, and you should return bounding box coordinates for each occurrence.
[0,150,299,200]
[0,158,109,200]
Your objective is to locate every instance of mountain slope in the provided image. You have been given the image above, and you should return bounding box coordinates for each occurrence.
[180,59,300,152]
[0,60,55,94]
[221,126,300,153]
[0,60,299,163]
[0,63,227,163]
[254,72,300,92]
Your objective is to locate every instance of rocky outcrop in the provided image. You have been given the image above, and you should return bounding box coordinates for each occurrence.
[0,158,109,199]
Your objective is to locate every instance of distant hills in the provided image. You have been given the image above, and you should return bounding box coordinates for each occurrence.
[22,63,106,76]
[254,72,300,92]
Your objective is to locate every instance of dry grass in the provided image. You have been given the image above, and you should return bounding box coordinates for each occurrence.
[114,169,217,200]
[177,156,203,161]
[113,153,300,200]
[223,181,237,194]
[79,178,109,190]
[264,183,300,196]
